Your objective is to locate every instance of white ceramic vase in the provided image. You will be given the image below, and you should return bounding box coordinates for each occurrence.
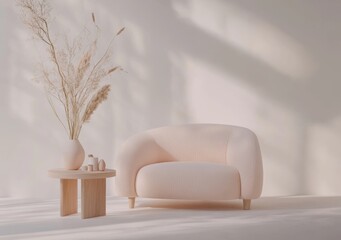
[92,157,99,171]
[63,139,85,170]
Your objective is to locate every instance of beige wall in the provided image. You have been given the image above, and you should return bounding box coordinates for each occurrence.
[1,0,341,198]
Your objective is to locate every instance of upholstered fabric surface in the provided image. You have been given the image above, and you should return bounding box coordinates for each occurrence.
[114,124,263,200]
[136,162,241,200]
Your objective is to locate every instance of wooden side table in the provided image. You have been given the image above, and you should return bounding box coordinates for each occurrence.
[48,169,116,219]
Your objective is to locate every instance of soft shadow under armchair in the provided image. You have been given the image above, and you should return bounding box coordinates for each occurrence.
[114,124,263,210]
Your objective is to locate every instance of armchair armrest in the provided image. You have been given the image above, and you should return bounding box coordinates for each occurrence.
[114,133,172,197]
[226,127,263,199]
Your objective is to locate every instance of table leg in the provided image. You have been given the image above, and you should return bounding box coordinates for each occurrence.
[60,179,78,216]
[81,179,106,219]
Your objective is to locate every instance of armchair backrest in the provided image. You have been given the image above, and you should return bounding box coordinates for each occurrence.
[147,124,231,164]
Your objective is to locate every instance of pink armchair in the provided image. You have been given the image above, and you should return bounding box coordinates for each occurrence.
[114,124,263,210]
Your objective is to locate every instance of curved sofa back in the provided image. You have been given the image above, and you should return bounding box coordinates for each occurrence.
[146,124,231,164]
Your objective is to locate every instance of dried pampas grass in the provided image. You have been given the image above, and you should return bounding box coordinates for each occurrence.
[17,0,124,140]
[82,85,110,123]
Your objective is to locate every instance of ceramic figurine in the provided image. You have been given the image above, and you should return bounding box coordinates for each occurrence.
[81,165,88,171]
[99,159,106,171]
[92,157,99,171]
[87,164,93,172]
[88,154,94,164]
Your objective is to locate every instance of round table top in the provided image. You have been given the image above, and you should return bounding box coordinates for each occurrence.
[48,168,116,179]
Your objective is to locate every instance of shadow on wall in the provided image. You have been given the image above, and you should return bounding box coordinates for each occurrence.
[1,0,341,198]
[96,0,341,196]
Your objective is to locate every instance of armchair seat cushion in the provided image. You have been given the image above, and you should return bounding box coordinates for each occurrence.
[136,162,241,200]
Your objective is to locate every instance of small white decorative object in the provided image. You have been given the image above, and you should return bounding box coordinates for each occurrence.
[92,157,99,171]
[87,164,93,172]
[87,154,94,164]
[99,159,106,171]
[81,165,88,171]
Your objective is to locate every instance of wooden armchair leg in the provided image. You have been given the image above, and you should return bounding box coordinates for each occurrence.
[243,199,251,210]
[128,197,135,209]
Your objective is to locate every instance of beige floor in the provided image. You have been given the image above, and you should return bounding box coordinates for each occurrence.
[0,196,340,240]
